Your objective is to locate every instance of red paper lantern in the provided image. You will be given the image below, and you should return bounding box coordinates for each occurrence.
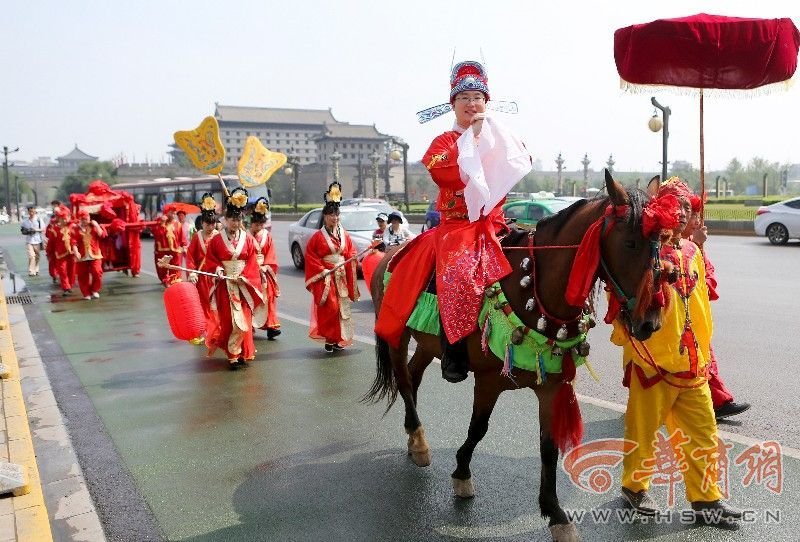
[361,251,383,290]
[163,281,205,340]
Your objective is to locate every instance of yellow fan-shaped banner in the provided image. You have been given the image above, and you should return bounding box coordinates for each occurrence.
[173,116,226,175]
[237,136,287,187]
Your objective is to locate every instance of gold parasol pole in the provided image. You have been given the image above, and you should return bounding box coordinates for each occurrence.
[216,173,230,198]
[699,89,705,223]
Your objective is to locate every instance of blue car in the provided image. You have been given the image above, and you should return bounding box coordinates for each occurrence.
[422,201,440,231]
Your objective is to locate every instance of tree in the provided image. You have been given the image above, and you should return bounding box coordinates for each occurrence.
[57,161,117,201]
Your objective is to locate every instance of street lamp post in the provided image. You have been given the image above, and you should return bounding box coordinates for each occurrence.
[383,140,392,196]
[284,151,300,213]
[555,153,565,196]
[581,153,590,196]
[3,146,19,217]
[369,150,380,198]
[388,138,409,212]
[13,175,20,222]
[649,97,670,181]
[330,151,342,184]
[355,154,364,197]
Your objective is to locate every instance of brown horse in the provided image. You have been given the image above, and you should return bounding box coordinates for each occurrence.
[364,172,664,541]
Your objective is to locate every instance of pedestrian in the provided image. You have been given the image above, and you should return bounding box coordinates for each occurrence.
[72,210,107,300]
[248,197,281,340]
[382,211,415,246]
[375,60,532,382]
[611,177,742,523]
[186,193,220,344]
[152,204,186,286]
[50,206,75,296]
[20,204,45,277]
[682,195,750,420]
[373,213,388,239]
[304,182,360,353]
[202,188,266,368]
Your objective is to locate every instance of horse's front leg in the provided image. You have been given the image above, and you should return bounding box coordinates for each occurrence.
[534,380,581,542]
[451,371,505,498]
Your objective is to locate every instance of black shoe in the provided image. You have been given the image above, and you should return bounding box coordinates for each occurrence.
[324,343,335,353]
[440,336,469,383]
[62,290,71,297]
[715,401,750,420]
[692,500,743,522]
[267,328,281,340]
[228,360,241,370]
[332,344,345,351]
[621,487,661,516]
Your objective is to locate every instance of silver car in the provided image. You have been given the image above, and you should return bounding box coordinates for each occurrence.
[288,206,385,269]
[754,196,800,245]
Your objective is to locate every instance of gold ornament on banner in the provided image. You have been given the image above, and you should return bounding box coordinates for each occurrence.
[173,116,226,175]
[237,137,287,187]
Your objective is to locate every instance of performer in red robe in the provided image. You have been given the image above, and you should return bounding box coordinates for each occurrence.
[682,196,750,420]
[152,204,186,286]
[202,188,266,368]
[304,182,360,353]
[186,193,220,343]
[44,201,62,284]
[375,60,532,382]
[50,206,75,296]
[248,197,281,340]
[72,210,107,299]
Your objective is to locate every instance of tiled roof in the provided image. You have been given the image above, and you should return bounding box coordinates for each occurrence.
[316,123,388,140]
[214,104,340,126]
[57,145,97,161]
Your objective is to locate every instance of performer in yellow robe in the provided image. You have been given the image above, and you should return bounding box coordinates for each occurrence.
[611,177,742,523]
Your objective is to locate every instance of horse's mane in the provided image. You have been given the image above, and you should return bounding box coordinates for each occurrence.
[535,188,649,234]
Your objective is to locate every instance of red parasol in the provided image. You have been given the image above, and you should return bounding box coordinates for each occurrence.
[614,13,800,209]
[162,202,201,215]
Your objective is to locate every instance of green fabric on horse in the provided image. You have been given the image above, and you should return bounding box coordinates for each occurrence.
[478,285,591,375]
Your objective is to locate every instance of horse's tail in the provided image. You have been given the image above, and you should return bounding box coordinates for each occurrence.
[361,334,398,414]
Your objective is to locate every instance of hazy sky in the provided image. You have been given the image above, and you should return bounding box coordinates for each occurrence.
[4,1,799,173]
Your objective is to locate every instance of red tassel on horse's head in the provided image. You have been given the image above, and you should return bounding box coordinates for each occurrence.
[550,350,584,453]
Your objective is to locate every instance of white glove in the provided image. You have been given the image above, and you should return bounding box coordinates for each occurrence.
[189,272,198,284]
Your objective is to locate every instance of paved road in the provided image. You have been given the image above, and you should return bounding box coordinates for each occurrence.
[3,223,798,541]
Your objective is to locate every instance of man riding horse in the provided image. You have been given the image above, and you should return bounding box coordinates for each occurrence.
[375,60,532,382]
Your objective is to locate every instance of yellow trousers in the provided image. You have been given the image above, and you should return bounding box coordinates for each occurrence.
[622,372,722,503]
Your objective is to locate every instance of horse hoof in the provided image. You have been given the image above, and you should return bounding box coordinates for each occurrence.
[452,476,475,498]
[549,523,580,542]
[408,449,432,467]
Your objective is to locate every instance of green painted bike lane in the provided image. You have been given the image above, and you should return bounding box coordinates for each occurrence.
[3,230,798,541]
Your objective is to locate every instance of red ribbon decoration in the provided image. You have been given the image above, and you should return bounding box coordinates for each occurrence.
[565,205,628,307]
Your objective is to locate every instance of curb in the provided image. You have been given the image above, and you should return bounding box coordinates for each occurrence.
[0,287,53,541]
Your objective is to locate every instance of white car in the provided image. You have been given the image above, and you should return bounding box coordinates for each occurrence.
[288,206,385,269]
[754,196,800,245]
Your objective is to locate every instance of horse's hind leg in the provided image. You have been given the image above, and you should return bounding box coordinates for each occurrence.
[534,381,580,542]
[451,371,504,498]
[395,333,431,467]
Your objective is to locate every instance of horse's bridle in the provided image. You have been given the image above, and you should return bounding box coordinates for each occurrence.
[598,210,663,316]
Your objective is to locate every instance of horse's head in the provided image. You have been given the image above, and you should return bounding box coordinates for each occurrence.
[600,171,664,341]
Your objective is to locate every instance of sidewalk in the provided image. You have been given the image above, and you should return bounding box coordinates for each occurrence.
[0,249,105,541]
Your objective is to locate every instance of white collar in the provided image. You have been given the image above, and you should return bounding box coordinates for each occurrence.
[453,121,467,134]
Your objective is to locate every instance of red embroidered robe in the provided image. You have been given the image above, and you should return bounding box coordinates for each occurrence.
[304,226,359,346]
[252,229,281,330]
[202,230,266,361]
[375,130,511,347]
